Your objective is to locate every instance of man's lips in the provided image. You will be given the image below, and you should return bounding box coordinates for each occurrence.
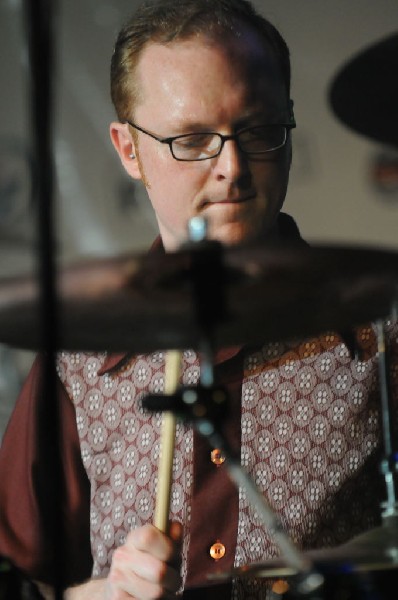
[200,194,255,207]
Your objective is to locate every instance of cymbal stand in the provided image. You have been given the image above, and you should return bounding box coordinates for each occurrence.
[375,318,398,525]
[145,218,324,597]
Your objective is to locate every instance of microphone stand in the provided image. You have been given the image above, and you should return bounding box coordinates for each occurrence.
[23,1,64,598]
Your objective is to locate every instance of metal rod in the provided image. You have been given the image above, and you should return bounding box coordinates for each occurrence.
[23,0,64,597]
[375,319,398,518]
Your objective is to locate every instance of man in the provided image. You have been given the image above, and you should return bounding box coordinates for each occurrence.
[0,1,397,599]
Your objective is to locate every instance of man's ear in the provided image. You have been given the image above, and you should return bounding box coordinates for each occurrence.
[109,122,142,180]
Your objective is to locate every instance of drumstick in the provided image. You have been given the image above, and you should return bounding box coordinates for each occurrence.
[153,349,182,533]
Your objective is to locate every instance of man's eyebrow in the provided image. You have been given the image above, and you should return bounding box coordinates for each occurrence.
[168,121,216,135]
[166,108,289,135]
[235,108,289,128]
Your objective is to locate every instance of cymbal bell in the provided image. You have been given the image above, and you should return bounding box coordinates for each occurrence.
[329,32,398,147]
[0,243,397,352]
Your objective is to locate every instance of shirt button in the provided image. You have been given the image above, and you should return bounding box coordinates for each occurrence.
[210,448,225,466]
[272,579,290,595]
[209,541,226,561]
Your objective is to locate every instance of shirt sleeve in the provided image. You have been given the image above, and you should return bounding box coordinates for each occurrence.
[0,355,93,587]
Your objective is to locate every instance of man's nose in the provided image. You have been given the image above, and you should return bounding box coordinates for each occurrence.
[213,138,248,182]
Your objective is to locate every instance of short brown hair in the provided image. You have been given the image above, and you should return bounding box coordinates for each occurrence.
[110,0,291,121]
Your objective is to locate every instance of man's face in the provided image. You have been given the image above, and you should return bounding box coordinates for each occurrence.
[112,32,292,251]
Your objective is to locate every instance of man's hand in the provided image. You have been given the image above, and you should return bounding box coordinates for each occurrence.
[64,522,183,600]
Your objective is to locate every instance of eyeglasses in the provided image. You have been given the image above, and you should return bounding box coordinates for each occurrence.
[125,119,296,162]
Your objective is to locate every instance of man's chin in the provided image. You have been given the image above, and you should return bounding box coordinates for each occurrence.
[207,220,277,247]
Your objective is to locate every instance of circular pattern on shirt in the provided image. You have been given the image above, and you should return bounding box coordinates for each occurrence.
[116,381,136,410]
[172,449,184,480]
[136,422,155,454]
[123,477,137,508]
[242,527,273,563]
[171,482,184,513]
[182,364,200,385]
[133,358,153,389]
[135,489,153,520]
[241,445,255,470]
[308,414,330,445]
[313,383,332,413]
[150,439,161,465]
[80,440,92,468]
[294,366,317,396]
[103,399,122,430]
[272,414,293,445]
[303,479,326,509]
[283,494,307,524]
[112,498,125,528]
[287,463,308,493]
[107,433,126,462]
[275,381,297,412]
[278,350,300,379]
[298,338,321,360]
[135,456,152,487]
[100,372,117,398]
[256,398,277,425]
[70,374,86,403]
[330,367,353,397]
[325,431,347,461]
[122,444,137,475]
[268,478,290,511]
[253,461,272,492]
[75,406,89,438]
[101,517,115,548]
[90,505,100,533]
[269,446,291,477]
[288,432,311,461]
[120,411,138,442]
[314,351,337,381]
[91,453,112,483]
[84,389,104,418]
[344,415,365,444]
[326,463,344,490]
[327,398,348,429]
[350,357,373,382]
[241,413,256,442]
[254,429,275,459]
[110,464,125,494]
[292,398,313,428]
[123,509,138,532]
[95,484,114,515]
[307,447,328,477]
[88,421,108,452]
[83,357,101,384]
[259,368,280,394]
[242,380,260,408]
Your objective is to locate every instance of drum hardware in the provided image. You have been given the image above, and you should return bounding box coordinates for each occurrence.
[143,381,325,597]
[204,314,398,597]
[144,218,324,598]
[375,319,398,521]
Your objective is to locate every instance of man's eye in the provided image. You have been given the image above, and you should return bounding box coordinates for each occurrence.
[174,134,212,148]
[245,126,271,139]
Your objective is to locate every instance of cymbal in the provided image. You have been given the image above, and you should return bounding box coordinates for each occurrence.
[0,243,397,352]
[329,32,398,146]
[209,517,398,581]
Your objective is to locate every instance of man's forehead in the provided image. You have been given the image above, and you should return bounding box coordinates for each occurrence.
[137,31,285,93]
